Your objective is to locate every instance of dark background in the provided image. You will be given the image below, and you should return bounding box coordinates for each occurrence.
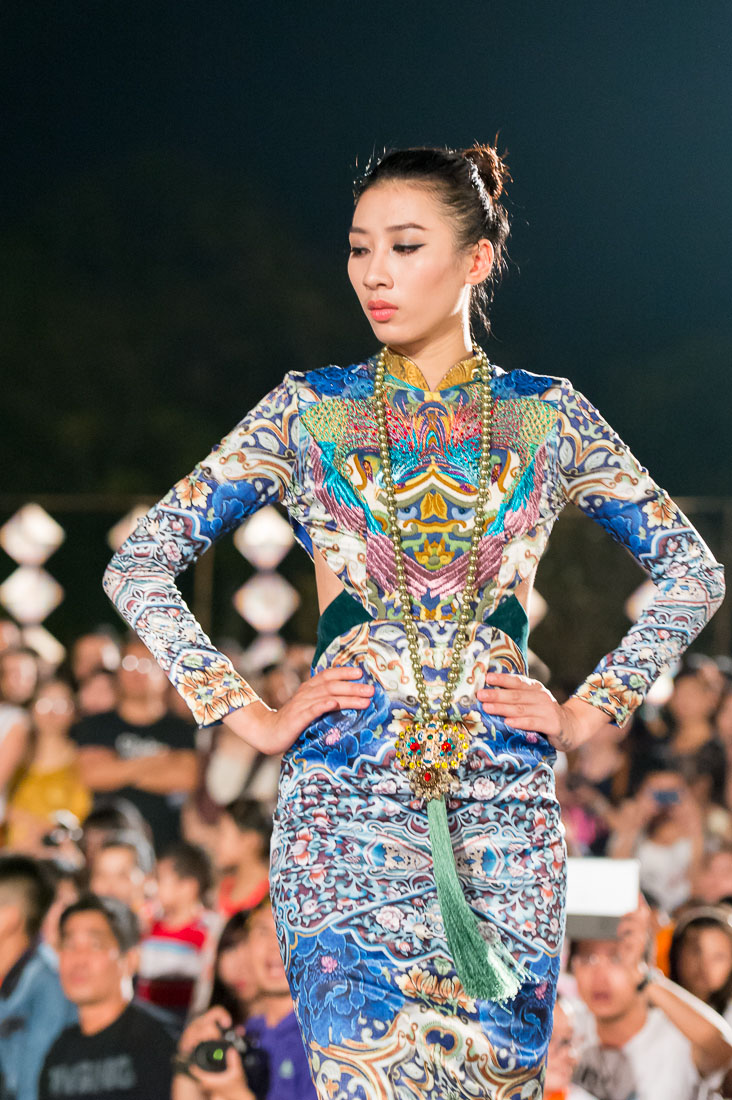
[2,1,730,672]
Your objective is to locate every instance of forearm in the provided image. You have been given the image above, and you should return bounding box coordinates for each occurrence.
[77,749,141,791]
[647,975,732,1074]
[131,751,198,793]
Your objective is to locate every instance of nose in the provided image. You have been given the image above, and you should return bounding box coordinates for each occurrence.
[362,248,393,291]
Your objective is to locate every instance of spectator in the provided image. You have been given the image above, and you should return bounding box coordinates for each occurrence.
[173,899,316,1100]
[90,831,156,928]
[202,910,259,1023]
[669,906,732,1023]
[0,855,76,1100]
[7,678,91,852]
[77,668,119,717]
[608,771,704,914]
[69,629,120,686]
[215,797,271,919]
[0,646,40,708]
[80,797,153,865]
[545,996,598,1100]
[0,702,29,835]
[71,636,197,851]
[137,842,217,1020]
[39,861,83,953]
[693,848,732,906]
[570,900,732,1100]
[39,894,177,1100]
[0,619,22,655]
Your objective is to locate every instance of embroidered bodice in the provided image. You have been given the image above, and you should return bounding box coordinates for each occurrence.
[104,348,725,728]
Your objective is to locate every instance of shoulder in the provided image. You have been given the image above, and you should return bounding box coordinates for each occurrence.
[491,364,577,409]
[42,1022,82,1062]
[69,710,119,745]
[298,358,376,400]
[125,1001,179,1045]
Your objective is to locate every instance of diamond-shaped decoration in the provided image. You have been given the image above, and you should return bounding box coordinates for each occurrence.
[234,506,294,570]
[108,505,152,552]
[233,572,299,633]
[241,633,287,674]
[0,566,64,624]
[0,504,65,566]
[22,625,67,669]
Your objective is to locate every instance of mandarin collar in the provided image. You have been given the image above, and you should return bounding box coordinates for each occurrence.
[380,346,481,392]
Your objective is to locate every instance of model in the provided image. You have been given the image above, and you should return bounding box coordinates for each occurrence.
[103,144,725,1099]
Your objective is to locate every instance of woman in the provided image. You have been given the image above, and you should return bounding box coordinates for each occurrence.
[6,678,91,852]
[104,144,725,1097]
[669,906,732,1022]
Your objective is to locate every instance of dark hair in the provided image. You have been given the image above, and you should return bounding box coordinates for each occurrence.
[669,907,732,1015]
[208,910,252,1022]
[0,855,55,937]
[81,797,153,846]
[223,797,272,858]
[59,892,140,953]
[98,829,156,876]
[160,841,213,901]
[353,141,512,335]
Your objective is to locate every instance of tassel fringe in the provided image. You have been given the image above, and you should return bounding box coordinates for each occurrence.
[427,798,531,1003]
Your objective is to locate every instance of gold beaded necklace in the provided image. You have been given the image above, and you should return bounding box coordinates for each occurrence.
[374,344,494,801]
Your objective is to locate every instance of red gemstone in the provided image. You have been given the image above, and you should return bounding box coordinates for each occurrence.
[441,740,453,752]
[423,771,432,782]
[409,740,421,753]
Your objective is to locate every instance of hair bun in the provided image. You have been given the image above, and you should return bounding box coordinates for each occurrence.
[461,141,511,201]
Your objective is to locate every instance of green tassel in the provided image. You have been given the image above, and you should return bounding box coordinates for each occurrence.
[427,798,531,1003]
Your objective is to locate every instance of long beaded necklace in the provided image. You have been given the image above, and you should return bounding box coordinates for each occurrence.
[373,344,494,802]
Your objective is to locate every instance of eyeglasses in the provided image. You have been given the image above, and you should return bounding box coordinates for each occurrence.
[120,655,156,674]
[34,697,73,715]
[572,952,625,969]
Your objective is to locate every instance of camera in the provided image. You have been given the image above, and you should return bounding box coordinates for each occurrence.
[175,1028,269,1099]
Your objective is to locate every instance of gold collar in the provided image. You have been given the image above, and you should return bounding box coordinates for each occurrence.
[380,346,479,392]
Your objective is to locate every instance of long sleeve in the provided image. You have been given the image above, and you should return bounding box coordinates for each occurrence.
[554,379,726,727]
[103,371,302,727]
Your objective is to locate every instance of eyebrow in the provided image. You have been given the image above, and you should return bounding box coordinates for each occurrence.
[349,223,428,234]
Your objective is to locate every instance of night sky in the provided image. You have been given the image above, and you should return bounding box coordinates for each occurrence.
[3,2,732,643]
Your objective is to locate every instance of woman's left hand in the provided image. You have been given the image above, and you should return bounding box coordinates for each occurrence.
[477,673,604,753]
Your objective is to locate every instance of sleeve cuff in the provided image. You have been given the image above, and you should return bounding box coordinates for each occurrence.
[571,671,642,729]
[173,655,264,728]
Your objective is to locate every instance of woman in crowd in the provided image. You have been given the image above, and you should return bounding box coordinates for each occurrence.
[103,142,725,1096]
[7,678,90,852]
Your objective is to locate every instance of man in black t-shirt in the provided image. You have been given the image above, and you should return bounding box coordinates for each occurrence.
[39,894,177,1100]
[71,637,197,851]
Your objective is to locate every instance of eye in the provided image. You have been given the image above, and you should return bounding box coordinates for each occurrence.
[393,244,423,254]
[348,245,368,257]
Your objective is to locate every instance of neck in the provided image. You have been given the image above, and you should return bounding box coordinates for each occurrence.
[672,718,711,749]
[596,998,647,1047]
[79,993,129,1036]
[117,696,166,725]
[0,931,31,986]
[162,901,201,930]
[389,326,473,391]
[251,992,292,1029]
[32,731,74,770]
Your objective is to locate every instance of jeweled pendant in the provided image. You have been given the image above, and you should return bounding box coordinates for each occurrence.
[395,718,471,800]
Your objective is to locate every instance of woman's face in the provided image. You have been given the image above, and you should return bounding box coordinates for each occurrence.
[677,925,732,1002]
[217,936,257,1006]
[348,182,491,351]
[32,681,76,736]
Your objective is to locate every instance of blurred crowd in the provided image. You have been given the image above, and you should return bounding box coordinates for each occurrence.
[1,615,732,1100]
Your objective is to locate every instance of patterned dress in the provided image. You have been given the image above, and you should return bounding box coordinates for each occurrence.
[104,348,725,1099]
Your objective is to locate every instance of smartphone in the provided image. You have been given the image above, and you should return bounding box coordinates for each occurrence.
[565,858,641,940]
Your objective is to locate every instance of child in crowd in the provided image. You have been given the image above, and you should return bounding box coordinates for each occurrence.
[215,796,271,918]
[89,829,156,931]
[137,841,217,1020]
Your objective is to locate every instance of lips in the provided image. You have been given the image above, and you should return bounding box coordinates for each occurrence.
[367,299,398,322]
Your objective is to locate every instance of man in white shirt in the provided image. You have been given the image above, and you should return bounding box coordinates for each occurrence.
[569,901,732,1100]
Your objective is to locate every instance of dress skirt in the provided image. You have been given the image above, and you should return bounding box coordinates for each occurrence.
[270,615,567,1100]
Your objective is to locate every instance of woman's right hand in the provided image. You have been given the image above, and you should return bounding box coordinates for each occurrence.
[223,666,375,755]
